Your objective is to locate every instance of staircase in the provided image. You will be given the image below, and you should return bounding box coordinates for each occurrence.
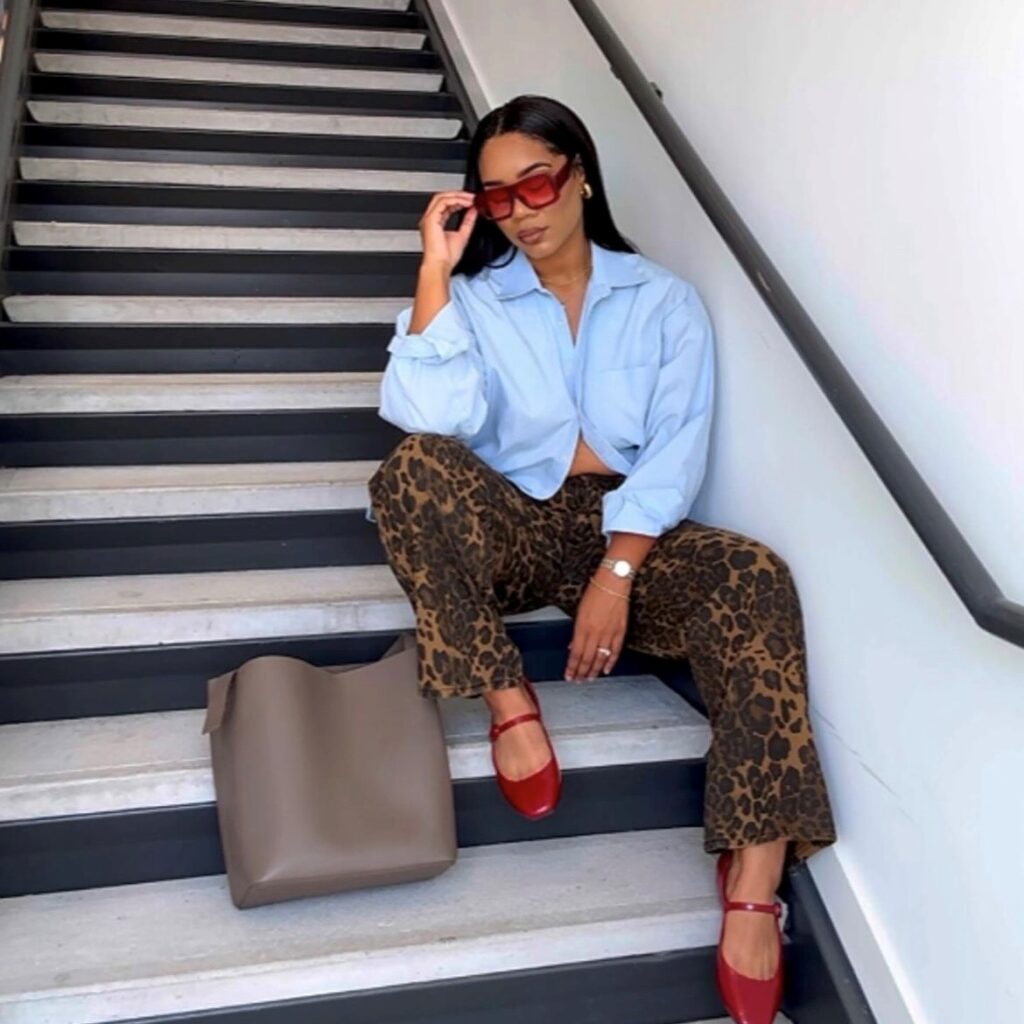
[0,1,811,1021]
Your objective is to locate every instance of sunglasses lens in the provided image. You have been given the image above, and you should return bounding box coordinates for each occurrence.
[475,169,563,221]
[517,174,558,207]
[478,192,513,220]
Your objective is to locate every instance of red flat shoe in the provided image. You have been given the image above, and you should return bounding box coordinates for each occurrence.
[489,682,561,821]
[716,897,784,1024]
[716,850,734,909]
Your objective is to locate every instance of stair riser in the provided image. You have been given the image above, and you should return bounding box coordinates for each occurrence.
[30,74,461,113]
[1,510,385,580]
[0,410,404,466]
[48,0,424,31]
[4,269,417,294]
[0,761,707,896]
[33,28,445,69]
[10,249,421,270]
[0,324,392,374]
[14,203,424,229]
[0,622,687,724]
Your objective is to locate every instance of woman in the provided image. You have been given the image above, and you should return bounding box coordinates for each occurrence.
[367,94,837,1024]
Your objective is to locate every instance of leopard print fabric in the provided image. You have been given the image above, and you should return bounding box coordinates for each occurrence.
[368,432,837,865]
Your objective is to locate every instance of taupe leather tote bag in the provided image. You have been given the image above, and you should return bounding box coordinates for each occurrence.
[201,631,457,909]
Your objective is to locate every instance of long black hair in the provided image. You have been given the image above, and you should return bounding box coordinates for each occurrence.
[451,94,638,278]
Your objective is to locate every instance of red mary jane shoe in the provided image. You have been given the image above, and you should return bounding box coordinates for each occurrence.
[489,679,561,820]
[716,896,784,1024]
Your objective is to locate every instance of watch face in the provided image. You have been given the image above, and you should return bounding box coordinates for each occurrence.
[613,559,631,578]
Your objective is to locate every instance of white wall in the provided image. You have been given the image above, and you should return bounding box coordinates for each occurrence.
[431,3,1024,1023]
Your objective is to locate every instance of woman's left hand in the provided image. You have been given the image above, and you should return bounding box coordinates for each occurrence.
[565,580,630,681]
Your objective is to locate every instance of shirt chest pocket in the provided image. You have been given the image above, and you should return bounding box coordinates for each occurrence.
[583,363,660,448]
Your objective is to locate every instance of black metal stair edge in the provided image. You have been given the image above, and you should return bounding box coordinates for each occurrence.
[29,74,462,114]
[20,123,469,162]
[0,622,683,723]
[0,409,406,466]
[113,948,724,1024]
[33,28,445,69]
[4,269,416,293]
[1,509,389,580]
[44,0,428,31]
[12,203,421,228]
[0,760,707,896]
[780,865,880,1024]
[13,180,436,211]
[7,250,424,275]
[0,322,392,373]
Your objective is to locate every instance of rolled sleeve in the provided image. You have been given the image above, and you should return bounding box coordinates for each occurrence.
[378,290,490,441]
[600,286,716,543]
[386,301,475,363]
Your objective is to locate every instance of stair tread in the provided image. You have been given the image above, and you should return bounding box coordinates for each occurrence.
[33,52,443,91]
[38,10,428,49]
[0,460,381,521]
[0,828,718,1021]
[0,371,382,412]
[1,294,409,322]
[27,100,463,140]
[12,222,423,250]
[18,157,461,191]
[0,675,710,820]
[0,564,565,654]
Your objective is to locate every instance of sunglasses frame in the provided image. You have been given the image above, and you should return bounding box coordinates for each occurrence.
[473,156,579,222]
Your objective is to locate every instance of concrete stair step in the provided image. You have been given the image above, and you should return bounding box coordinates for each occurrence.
[0,371,382,413]
[38,9,427,49]
[0,460,381,521]
[18,155,461,191]
[34,51,442,91]
[0,563,565,654]
[0,828,724,1023]
[0,674,711,820]
[1,294,409,323]
[26,100,463,140]
[12,221,422,250]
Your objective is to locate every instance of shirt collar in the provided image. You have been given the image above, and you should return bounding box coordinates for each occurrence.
[483,238,651,300]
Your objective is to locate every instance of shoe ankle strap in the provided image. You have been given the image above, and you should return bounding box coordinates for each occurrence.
[489,711,541,741]
[724,899,783,918]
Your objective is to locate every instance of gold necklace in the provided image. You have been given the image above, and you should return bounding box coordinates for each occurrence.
[539,259,593,294]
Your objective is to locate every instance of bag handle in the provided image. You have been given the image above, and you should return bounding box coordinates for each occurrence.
[202,667,236,735]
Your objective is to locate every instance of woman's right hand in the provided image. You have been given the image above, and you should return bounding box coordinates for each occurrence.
[418,191,479,273]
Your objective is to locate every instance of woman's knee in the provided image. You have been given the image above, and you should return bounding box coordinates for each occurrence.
[368,432,471,507]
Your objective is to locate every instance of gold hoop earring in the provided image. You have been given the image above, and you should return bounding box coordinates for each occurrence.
[580,182,593,200]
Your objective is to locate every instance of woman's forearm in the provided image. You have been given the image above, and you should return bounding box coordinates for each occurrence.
[409,259,454,335]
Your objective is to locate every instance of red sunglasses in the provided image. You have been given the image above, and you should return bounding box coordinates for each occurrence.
[473,158,577,222]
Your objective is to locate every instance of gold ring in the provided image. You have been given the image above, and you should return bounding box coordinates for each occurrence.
[596,646,612,656]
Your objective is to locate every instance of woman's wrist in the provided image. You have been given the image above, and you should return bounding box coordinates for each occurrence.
[589,574,632,600]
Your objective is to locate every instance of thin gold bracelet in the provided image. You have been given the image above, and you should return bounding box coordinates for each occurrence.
[589,578,631,601]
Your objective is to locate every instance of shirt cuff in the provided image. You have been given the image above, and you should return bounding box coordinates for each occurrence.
[386,301,474,362]
[601,488,679,542]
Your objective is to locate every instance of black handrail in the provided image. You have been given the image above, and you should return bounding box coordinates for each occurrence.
[568,0,1022,649]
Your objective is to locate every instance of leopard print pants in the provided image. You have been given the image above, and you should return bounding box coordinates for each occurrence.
[368,432,837,866]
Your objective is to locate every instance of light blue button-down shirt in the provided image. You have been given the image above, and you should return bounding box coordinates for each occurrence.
[371,238,715,542]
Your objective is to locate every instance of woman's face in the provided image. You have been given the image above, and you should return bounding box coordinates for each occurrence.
[477,131,586,258]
